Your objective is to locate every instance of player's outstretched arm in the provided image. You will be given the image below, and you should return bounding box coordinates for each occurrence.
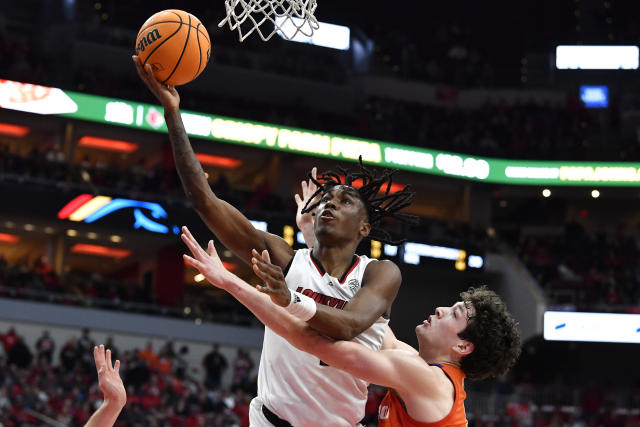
[132,56,292,268]
[181,228,426,392]
[84,345,126,427]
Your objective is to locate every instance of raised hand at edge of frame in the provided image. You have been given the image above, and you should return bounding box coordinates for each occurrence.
[295,167,318,249]
[93,344,126,408]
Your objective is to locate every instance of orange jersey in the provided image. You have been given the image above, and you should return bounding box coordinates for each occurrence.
[378,364,468,427]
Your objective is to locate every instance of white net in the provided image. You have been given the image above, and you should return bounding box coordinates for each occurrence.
[218,0,319,42]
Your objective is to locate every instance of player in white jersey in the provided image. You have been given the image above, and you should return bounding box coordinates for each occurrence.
[133,57,416,426]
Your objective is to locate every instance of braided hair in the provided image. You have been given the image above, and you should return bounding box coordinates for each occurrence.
[301,157,418,245]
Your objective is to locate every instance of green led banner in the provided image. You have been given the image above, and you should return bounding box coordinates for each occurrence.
[3,78,640,186]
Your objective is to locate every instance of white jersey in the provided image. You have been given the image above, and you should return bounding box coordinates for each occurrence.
[257,248,389,427]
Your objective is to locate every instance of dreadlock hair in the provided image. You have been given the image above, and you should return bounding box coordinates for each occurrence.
[301,157,418,245]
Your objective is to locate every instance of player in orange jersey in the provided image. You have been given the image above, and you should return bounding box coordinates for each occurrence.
[180,226,521,426]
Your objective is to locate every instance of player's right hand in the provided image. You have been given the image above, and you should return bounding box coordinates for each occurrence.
[93,345,126,408]
[132,55,180,110]
[252,249,292,307]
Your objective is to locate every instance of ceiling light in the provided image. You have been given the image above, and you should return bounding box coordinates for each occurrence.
[195,153,242,169]
[0,233,20,243]
[542,189,551,198]
[0,123,29,137]
[78,136,139,153]
[70,243,131,258]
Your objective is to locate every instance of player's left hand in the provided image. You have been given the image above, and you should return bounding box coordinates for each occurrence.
[252,249,292,307]
[93,345,126,408]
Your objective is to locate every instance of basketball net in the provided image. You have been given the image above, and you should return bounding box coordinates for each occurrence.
[218,0,319,42]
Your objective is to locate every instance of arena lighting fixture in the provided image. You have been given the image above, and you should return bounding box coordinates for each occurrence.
[70,243,131,259]
[556,45,639,69]
[591,189,600,198]
[544,311,640,344]
[580,85,609,108]
[385,242,484,269]
[0,233,20,243]
[0,123,30,137]
[542,188,551,198]
[195,153,243,169]
[77,136,139,153]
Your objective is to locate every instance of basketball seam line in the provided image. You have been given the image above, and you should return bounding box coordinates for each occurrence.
[141,14,184,70]
[162,13,192,85]
[137,21,209,44]
[194,24,203,81]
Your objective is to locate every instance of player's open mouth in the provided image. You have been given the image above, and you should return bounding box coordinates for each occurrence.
[320,209,335,220]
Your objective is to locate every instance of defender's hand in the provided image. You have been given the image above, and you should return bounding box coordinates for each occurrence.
[181,226,234,289]
[93,345,126,407]
[295,167,318,248]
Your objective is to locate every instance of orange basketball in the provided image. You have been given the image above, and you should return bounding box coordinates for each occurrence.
[135,10,211,86]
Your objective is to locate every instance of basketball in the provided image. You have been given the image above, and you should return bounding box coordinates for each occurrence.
[135,10,210,86]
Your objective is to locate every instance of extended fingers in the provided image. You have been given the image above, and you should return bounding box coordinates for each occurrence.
[183,254,205,271]
[252,262,275,282]
[207,240,218,257]
[106,349,113,370]
[261,249,271,263]
[251,249,280,273]
[181,226,207,258]
[94,345,105,368]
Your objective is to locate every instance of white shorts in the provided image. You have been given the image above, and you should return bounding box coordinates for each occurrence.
[249,396,281,427]
[249,396,363,427]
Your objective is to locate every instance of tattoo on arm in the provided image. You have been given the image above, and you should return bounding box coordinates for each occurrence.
[165,109,212,204]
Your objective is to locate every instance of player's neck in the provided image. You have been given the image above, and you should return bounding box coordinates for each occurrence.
[311,245,358,278]
[418,348,461,369]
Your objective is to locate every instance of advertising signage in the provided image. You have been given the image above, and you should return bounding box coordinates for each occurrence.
[3,79,640,186]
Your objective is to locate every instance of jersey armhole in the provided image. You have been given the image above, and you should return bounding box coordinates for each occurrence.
[283,251,296,276]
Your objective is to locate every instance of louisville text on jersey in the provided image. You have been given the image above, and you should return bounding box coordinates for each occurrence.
[296,287,348,309]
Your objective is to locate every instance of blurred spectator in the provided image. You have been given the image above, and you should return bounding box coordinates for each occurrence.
[203,344,228,389]
[59,337,79,371]
[7,336,32,369]
[0,326,18,355]
[231,349,254,392]
[35,330,55,364]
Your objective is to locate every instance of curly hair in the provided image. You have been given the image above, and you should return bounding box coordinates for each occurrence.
[301,157,417,245]
[457,286,521,380]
